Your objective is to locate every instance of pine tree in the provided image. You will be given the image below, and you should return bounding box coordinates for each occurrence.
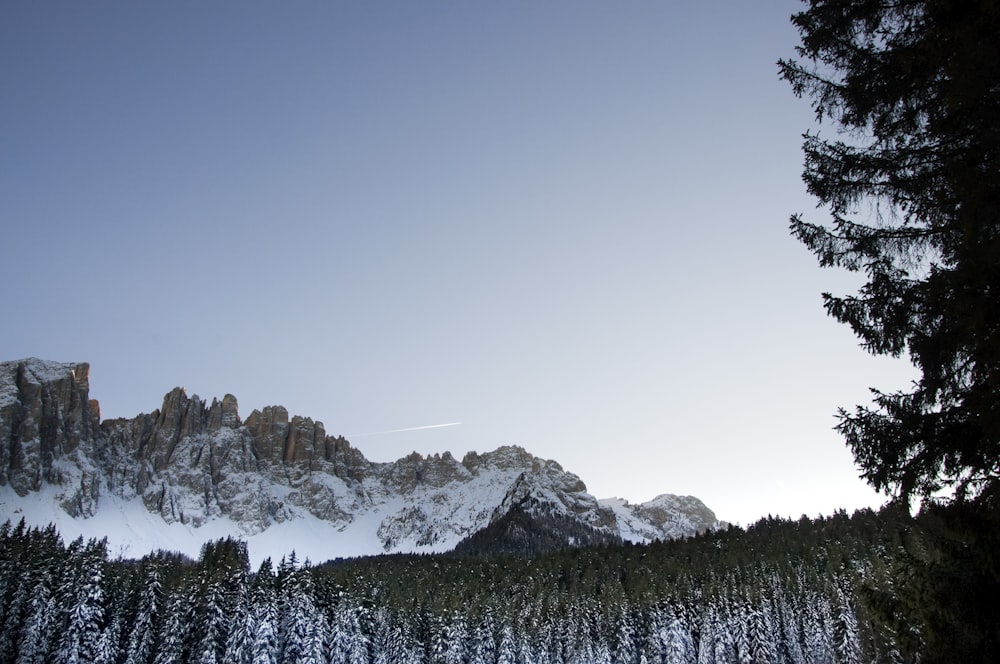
[771,581,807,664]
[223,576,252,664]
[14,567,57,664]
[426,611,466,664]
[277,565,323,664]
[780,2,1000,657]
[193,576,229,664]
[153,583,197,664]
[124,566,163,664]
[495,619,519,664]
[751,599,781,664]
[249,598,279,664]
[246,559,279,664]
[653,602,696,664]
[326,601,369,664]
[802,590,835,664]
[831,585,863,664]
[613,607,639,664]
[470,609,497,664]
[1,522,36,662]
[780,0,1000,505]
[94,610,123,664]
[368,608,410,664]
[705,599,737,664]
[54,539,107,664]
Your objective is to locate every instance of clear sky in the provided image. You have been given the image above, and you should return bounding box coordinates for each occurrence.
[1,1,916,526]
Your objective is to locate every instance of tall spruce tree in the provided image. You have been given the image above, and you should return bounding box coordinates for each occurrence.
[779,0,1000,504]
[780,1,1000,659]
[124,566,162,664]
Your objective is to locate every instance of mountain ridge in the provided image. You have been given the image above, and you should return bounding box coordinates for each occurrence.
[0,358,724,564]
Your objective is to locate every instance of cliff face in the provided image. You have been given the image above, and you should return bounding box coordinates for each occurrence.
[0,359,724,558]
[0,359,100,498]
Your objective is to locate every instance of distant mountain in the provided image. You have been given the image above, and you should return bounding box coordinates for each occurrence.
[0,358,724,564]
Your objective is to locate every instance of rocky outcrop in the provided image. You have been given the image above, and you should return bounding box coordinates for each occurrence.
[600,493,726,541]
[0,358,725,558]
[208,394,240,431]
[0,359,100,497]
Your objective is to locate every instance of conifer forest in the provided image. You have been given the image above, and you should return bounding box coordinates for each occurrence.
[2,0,997,660]
[1,507,924,664]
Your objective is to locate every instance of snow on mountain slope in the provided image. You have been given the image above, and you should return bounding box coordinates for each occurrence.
[0,451,581,566]
[601,494,726,543]
[0,358,724,565]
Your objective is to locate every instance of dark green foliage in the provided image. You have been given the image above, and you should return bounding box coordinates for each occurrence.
[0,509,937,662]
[779,0,1000,505]
[780,1,1000,659]
[452,501,621,559]
[862,492,1000,662]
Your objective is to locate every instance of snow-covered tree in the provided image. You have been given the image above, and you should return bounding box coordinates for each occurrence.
[54,540,107,664]
[153,584,197,664]
[15,569,57,664]
[124,566,163,664]
[94,610,123,664]
[326,601,369,664]
[277,565,324,664]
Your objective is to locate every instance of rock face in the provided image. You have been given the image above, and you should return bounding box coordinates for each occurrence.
[600,494,727,542]
[0,359,725,558]
[0,359,100,500]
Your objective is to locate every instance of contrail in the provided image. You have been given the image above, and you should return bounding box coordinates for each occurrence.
[346,422,461,438]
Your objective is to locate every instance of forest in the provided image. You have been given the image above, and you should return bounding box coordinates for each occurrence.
[0,506,922,664]
[2,0,997,660]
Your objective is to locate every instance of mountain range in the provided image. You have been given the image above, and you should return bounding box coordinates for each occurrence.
[0,358,723,564]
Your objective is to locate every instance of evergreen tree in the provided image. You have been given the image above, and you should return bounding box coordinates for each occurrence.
[802,591,835,664]
[613,608,639,664]
[14,567,57,664]
[326,601,369,664]
[277,564,323,664]
[780,1,1000,658]
[771,582,807,664]
[780,0,1000,506]
[54,539,107,664]
[495,619,519,664]
[831,585,863,664]
[751,600,781,664]
[223,575,252,664]
[153,582,197,664]
[1,521,35,662]
[246,559,279,664]
[368,608,412,664]
[470,609,497,664]
[124,566,163,664]
[192,576,229,664]
[94,611,123,664]
[249,598,279,664]
[426,611,465,664]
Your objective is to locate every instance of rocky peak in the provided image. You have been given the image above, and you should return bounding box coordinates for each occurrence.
[599,494,725,541]
[244,405,289,464]
[207,394,240,431]
[323,435,368,479]
[0,358,727,561]
[0,359,100,494]
[496,462,613,530]
[283,415,320,465]
[637,494,723,530]
[384,450,471,493]
[463,444,537,472]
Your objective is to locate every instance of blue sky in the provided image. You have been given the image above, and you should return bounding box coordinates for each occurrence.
[1,1,916,526]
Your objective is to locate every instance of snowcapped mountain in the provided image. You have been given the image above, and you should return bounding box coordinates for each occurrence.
[0,358,724,565]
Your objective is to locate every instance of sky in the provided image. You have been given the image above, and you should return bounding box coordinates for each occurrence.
[1,1,917,526]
